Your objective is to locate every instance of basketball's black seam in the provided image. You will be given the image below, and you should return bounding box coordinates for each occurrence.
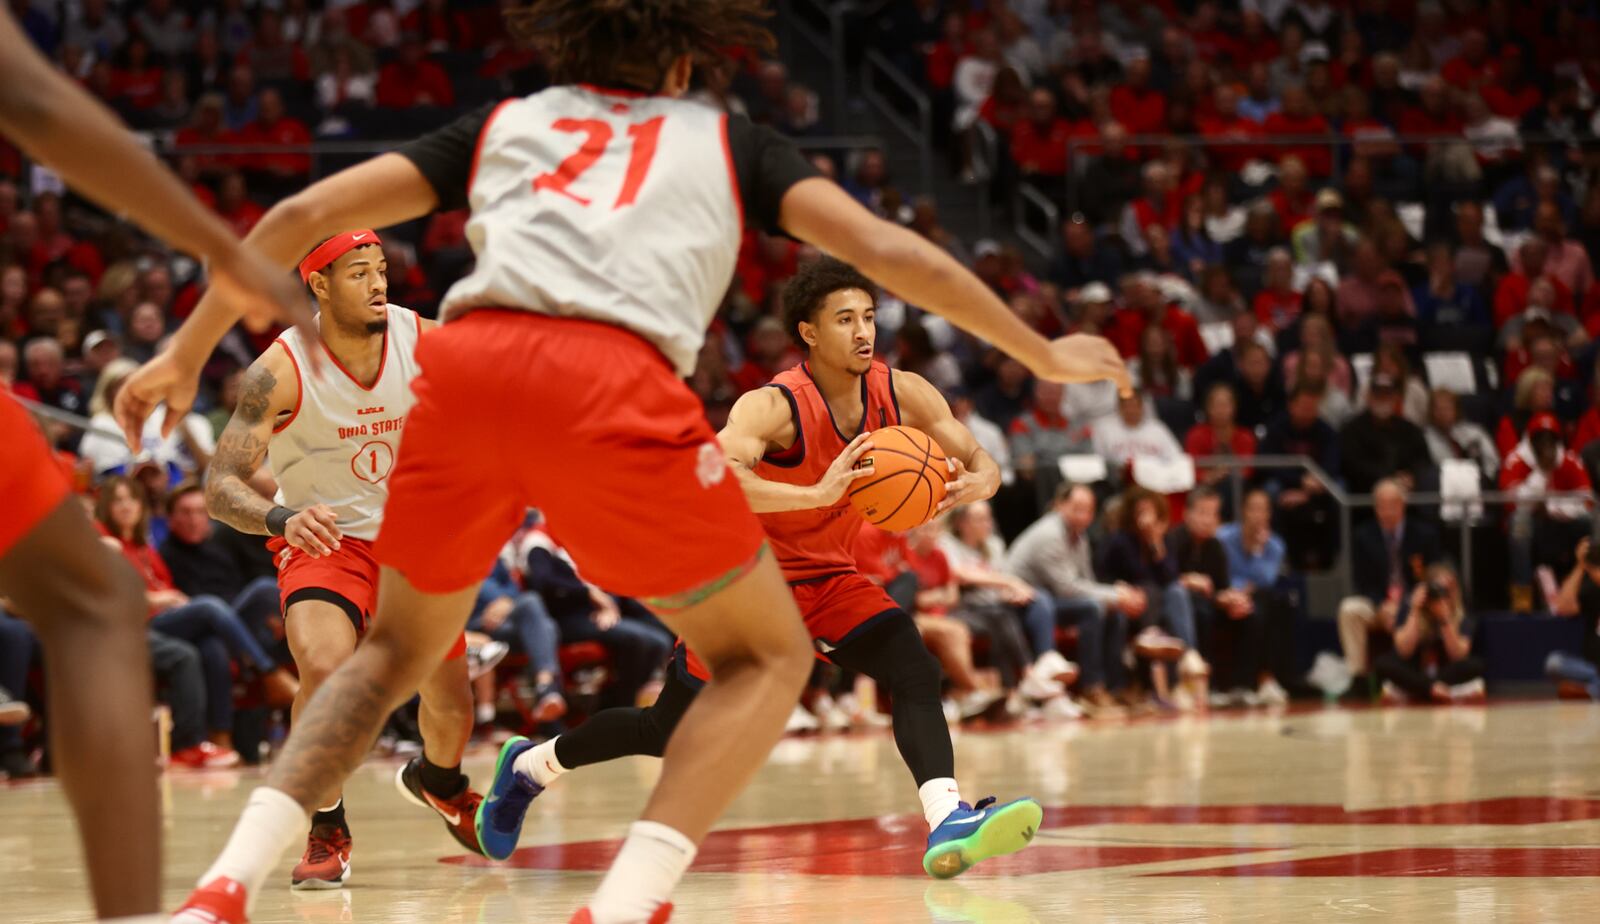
[850,469,925,525]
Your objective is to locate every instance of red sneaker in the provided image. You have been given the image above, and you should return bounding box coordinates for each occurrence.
[567,904,674,924]
[170,875,249,923]
[394,758,486,855]
[291,823,352,890]
[169,741,241,769]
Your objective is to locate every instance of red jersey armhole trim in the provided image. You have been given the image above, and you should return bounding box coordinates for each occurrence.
[272,339,302,434]
[467,98,517,195]
[719,114,744,236]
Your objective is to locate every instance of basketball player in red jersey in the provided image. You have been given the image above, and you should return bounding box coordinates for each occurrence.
[479,257,1048,879]
[117,5,1125,922]
[0,10,303,922]
[204,230,487,890]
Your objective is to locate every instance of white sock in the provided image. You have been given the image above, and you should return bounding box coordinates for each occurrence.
[919,777,963,830]
[515,737,569,787]
[199,787,308,906]
[315,798,341,814]
[586,820,697,924]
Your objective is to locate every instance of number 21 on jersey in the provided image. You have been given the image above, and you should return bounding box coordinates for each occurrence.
[532,116,665,209]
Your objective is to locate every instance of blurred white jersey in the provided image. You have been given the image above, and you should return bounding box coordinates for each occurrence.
[438,86,742,375]
[267,304,422,540]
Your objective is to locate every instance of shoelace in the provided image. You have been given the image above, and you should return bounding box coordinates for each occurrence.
[970,797,997,813]
[305,831,347,864]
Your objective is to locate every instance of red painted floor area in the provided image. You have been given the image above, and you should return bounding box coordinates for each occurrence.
[1160,848,1600,878]
[443,798,1600,878]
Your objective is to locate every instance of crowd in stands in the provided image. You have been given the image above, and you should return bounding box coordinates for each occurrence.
[7,0,1600,776]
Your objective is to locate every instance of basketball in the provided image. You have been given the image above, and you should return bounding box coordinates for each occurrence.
[848,426,949,532]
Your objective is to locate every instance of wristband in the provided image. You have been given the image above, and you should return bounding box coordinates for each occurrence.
[266,506,294,537]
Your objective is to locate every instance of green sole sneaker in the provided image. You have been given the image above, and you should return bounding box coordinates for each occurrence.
[922,797,1044,879]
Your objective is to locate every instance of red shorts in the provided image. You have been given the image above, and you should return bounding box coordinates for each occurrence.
[678,572,899,683]
[271,535,465,660]
[373,311,766,602]
[0,393,71,558]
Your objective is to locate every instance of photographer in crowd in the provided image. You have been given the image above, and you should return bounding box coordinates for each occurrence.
[1373,563,1486,704]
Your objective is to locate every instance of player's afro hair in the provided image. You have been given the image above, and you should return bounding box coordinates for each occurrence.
[506,0,773,91]
[779,256,876,349]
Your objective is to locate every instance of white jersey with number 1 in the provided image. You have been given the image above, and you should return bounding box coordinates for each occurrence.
[266,303,422,541]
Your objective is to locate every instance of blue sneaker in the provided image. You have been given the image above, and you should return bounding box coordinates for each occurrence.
[475,735,543,861]
[922,796,1044,879]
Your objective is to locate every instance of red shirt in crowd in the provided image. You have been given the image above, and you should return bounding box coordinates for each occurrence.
[174,125,242,174]
[1184,423,1257,482]
[1105,307,1209,369]
[1482,82,1542,120]
[1198,113,1262,171]
[218,198,266,237]
[1493,271,1574,328]
[1441,55,1495,90]
[1261,111,1333,175]
[1010,117,1073,177]
[236,115,312,175]
[1268,186,1316,235]
[1109,85,1167,136]
[1253,287,1303,332]
[376,59,455,109]
[114,65,165,109]
[106,534,176,618]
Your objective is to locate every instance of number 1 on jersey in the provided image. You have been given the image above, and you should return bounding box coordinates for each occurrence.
[533,116,666,210]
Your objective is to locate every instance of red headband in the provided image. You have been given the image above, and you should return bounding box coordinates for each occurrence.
[298,230,382,283]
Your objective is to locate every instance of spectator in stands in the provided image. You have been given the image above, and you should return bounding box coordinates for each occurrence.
[377,34,454,109]
[1050,214,1123,291]
[1291,189,1359,271]
[65,0,127,60]
[1375,563,1486,703]
[1498,368,1560,458]
[976,355,1033,431]
[1009,378,1092,514]
[1339,371,1433,494]
[215,171,265,238]
[1110,273,1208,368]
[97,476,295,765]
[1452,200,1509,290]
[1171,195,1223,283]
[1424,389,1500,486]
[1194,265,1246,326]
[1529,201,1595,299]
[523,529,672,708]
[237,87,311,192]
[1547,532,1600,700]
[1501,411,1594,608]
[1169,487,1254,698]
[1337,478,1444,696]
[1415,242,1493,336]
[1010,87,1072,200]
[240,9,309,84]
[221,63,259,131]
[133,0,193,59]
[1239,60,1281,124]
[1336,240,1393,333]
[1186,382,1256,490]
[1110,47,1166,137]
[942,501,1077,710]
[158,482,293,700]
[1099,486,1203,708]
[1216,487,1295,705]
[1129,323,1191,401]
[1121,161,1179,257]
[1259,380,1342,569]
[1007,483,1137,712]
[14,338,85,438]
[1264,82,1334,176]
[1253,248,1302,333]
[1233,338,1287,432]
[1495,238,1572,329]
[0,607,39,777]
[1093,391,1184,479]
[470,560,566,727]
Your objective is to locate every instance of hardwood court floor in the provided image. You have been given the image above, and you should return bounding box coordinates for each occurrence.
[5,701,1600,923]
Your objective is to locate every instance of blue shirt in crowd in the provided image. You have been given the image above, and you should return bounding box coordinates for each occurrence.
[1217,523,1286,591]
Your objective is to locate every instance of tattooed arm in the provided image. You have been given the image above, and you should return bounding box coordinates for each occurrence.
[205,346,295,535]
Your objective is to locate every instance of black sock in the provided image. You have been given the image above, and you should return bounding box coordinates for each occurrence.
[419,756,465,799]
[311,798,348,833]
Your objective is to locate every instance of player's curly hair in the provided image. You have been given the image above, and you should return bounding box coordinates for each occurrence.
[780,256,876,349]
[506,0,774,91]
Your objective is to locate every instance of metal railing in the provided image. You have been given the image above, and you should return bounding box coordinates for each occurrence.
[1189,453,1594,604]
[776,0,852,126]
[860,49,933,194]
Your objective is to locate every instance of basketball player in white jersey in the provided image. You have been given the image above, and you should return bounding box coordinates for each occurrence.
[119,4,1127,922]
[203,230,485,890]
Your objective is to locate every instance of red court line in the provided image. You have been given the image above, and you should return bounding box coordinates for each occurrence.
[1155,847,1600,878]
[1040,797,1600,828]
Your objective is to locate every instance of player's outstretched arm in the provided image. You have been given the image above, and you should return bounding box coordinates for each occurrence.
[0,11,303,335]
[777,178,1131,393]
[892,370,1001,513]
[115,153,441,445]
[718,387,874,513]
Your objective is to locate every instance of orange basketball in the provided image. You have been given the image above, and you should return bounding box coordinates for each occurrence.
[848,426,949,532]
